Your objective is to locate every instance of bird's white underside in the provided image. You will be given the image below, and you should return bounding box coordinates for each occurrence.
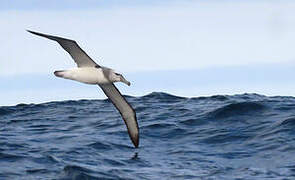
[56,67,112,85]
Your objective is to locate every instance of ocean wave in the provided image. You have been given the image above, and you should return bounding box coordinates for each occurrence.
[280,117,295,126]
[208,101,267,119]
[0,107,14,116]
[61,165,100,180]
[1,92,295,179]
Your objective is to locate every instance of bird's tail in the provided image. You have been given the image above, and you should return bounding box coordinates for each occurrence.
[54,70,66,78]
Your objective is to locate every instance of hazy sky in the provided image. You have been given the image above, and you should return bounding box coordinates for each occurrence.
[2,0,295,105]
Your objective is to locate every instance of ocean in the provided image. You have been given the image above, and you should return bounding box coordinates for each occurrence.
[1,92,295,179]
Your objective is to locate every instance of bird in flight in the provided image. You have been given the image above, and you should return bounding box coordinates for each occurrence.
[27,30,139,148]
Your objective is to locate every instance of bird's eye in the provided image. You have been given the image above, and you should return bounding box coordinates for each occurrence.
[115,73,121,76]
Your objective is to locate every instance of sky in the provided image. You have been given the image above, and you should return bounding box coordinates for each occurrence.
[2,0,295,105]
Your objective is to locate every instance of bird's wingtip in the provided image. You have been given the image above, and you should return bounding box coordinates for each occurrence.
[26,29,33,33]
[132,133,139,148]
[26,30,40,36]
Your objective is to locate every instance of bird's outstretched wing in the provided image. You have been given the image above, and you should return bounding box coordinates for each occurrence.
[99,83,139,148]
[27,30,99,68]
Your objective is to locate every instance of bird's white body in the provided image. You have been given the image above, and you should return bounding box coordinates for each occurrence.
[55,67,111,85]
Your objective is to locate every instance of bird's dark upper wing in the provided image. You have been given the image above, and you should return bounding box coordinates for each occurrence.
[27,30,100,68]
[99,83,139,148]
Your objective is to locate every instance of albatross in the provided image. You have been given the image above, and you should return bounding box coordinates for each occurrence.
[27,30,139,148]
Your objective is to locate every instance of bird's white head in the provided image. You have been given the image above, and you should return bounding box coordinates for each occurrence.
[103,67,131,86]
[112,72,131,86]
